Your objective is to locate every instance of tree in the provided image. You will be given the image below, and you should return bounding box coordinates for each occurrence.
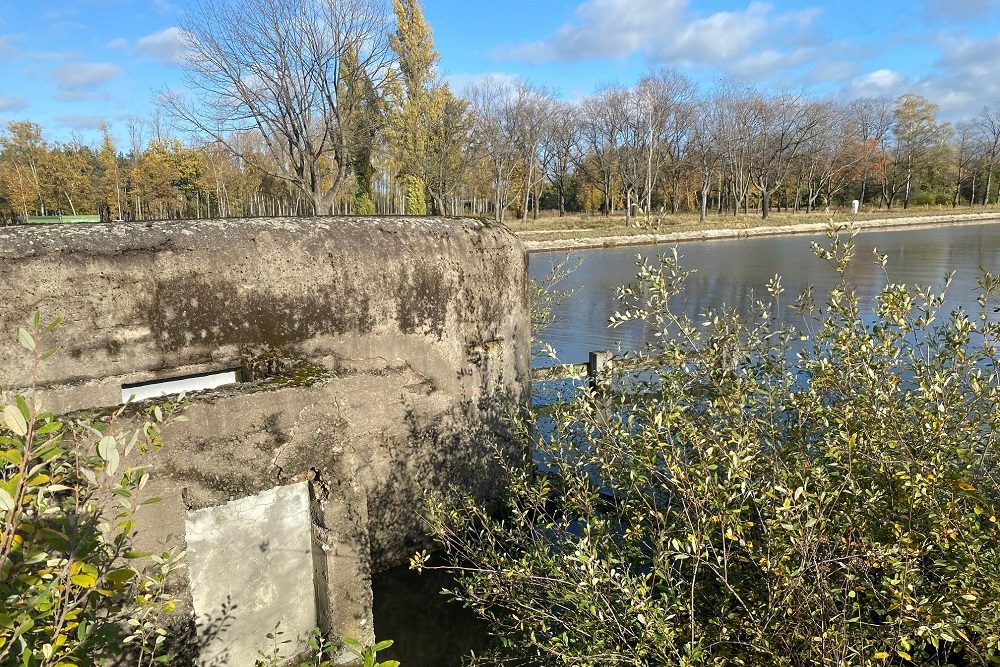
[689,96,722,222]
[642,69,695,216]
[421,89,474,215]
[47,142,96,216]
[614,87,647,226]
[467,77,531,224]
[747,93,821,219]
[387,0,437,214]
[513,82,554,222]
[97,124,124,221]
[977,107,1000,205]
[952,120,980,207]
[163,0,393,215]
[341,43,385,216]
[0,158,33,223]
[894,94,950,210]
[846,97,894,210]
[0,122,47,217]
[714,83,755,216]
[579,85,625,219]
[543,102,582,217]
[420,230,1000,666]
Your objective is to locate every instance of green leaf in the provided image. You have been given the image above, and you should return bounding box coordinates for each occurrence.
[0,488,14,512]
[105,447,120,475]
[70,573,97,588]
[34,421,63,435]
[106,568,137,584]
[0,449,22,465]
[97,435,117,461]
[17,328,34,352]
[3,405,27,437]
[15,396,30,423]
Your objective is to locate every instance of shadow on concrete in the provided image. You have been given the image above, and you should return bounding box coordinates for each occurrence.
[160,596,239,666]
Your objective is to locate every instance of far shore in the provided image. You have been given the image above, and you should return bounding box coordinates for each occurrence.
[519,211,1000,254]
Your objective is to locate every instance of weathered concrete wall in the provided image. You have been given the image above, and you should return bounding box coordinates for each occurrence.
[0,216,530,664]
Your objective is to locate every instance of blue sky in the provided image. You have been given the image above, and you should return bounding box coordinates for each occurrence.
[2,0,1000,145]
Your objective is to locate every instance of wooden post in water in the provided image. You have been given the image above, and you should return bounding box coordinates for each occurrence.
[588,350,613,389]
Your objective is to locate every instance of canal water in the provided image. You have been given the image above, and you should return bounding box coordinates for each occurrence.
[372,220,1000,665]
[530,221,1000,366]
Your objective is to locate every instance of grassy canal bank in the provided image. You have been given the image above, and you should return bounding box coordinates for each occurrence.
[512,206,1000,253]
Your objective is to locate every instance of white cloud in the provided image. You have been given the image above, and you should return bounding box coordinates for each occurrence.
[0,95,28,112]
[496,0,823,81]
[656,4,819,65]
[855,69,903,90]
[497,0,685,62]
[911,34,1000,116]
[54,114,106,130]
[834,35,1000,118]
[52,62,122,91]
[134,27,189,65]
[106,37,129,51]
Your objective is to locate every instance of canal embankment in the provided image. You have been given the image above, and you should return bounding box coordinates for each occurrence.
[522,211,1000,253]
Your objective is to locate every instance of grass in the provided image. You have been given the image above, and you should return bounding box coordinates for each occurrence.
[507,205,1000,242]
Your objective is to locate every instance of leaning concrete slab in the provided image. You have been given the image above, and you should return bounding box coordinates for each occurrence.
[186,482,315,666]
[0,216,529,664]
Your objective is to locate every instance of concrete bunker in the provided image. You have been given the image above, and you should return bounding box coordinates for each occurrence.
[0,216,530,664]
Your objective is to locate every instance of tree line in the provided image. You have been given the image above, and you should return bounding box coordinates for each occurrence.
[2,0,999,225]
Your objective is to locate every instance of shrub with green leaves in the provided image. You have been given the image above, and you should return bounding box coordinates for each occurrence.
[418,228,1000,666]
[254,625,400,667]
[0,315,184,667]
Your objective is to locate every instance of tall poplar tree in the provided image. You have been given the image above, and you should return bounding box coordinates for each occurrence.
[97,124,124,221]
[341,44,384,215]
[389,0,443,215]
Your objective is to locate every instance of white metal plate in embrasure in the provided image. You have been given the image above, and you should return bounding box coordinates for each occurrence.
[121,370,238,403]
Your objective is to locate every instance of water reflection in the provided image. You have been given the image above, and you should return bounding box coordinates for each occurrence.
[530,222,1000,365]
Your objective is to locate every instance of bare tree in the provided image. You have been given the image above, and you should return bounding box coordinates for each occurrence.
[161,0,393,215]
[747,92,820,219]
[641,69,695,216]
[544,102,582,217]
[467,76,541,224]
[977,107,1000,205]
[579,85,625,218]
[845,97,894,210]
[513,82,555,222]
[714,83,755,216]
[690,96,722,222]
[614,87,647,226]
[952,120,981,207]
